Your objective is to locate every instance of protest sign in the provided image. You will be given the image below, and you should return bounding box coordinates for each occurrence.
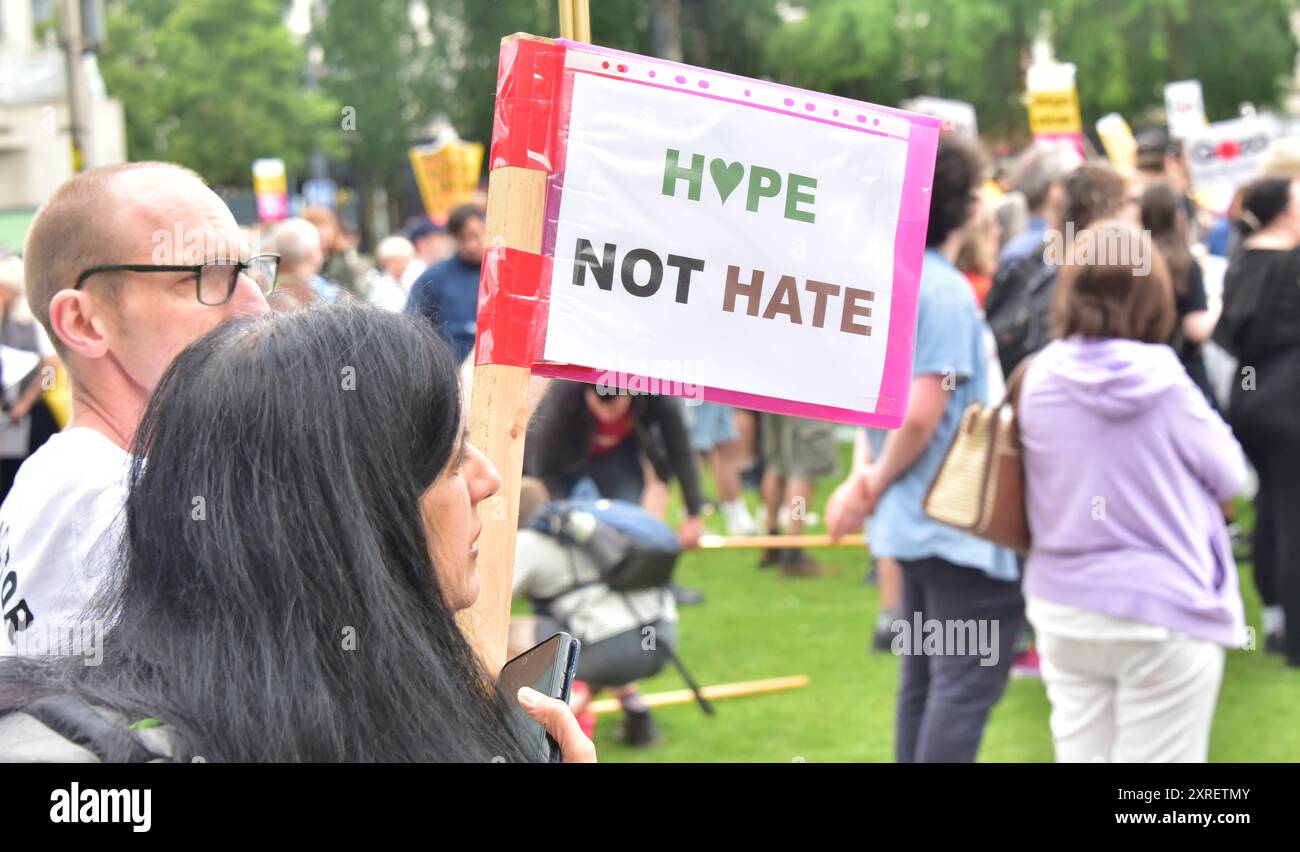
[461,33,939,670]
[251,158,288,223]
[478,35,941,428]
[1096,113,1137,171]
[1185,114,1281,190]
[1026,61,1084,156]
[1164,79,1208,139]
[410,138,485,224]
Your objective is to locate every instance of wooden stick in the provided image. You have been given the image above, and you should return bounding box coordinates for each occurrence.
[587,675,810,715]
[694,533,866,550]
[558,0,575,40]
[458,155,552,675]
[574,0,592,42]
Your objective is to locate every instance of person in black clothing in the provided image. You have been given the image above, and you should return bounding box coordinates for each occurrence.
[526,381,704,551]
[1214,177,1300,666]
[1141,182,1218,407]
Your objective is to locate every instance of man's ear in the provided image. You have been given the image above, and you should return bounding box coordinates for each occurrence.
[48,290,111,359]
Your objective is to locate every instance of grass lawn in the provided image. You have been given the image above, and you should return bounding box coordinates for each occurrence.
[587,446,1300,763]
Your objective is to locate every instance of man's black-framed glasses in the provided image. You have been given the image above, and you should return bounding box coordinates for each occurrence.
[74,254,280,306]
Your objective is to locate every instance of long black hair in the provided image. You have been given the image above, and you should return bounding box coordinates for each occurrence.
[2,304,533,762]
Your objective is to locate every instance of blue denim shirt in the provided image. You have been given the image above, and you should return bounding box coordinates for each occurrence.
[866,249,1018,581]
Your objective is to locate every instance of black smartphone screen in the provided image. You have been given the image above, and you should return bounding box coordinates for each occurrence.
[499,632,580,761]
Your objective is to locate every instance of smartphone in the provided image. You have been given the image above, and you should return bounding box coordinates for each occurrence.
[498,631,581,762]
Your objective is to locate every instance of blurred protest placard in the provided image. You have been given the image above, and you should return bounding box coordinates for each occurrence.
[1164,80,1208,139]
[252,158,288,223]
[1097,113,1137,171]
[1027,61,1084,156]
[1185,114,1281,190]
[903,96,978,139]
[410,138,485,224]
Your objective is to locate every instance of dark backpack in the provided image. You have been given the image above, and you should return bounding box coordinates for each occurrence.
[986,244,1059,377]
[527,499,679,592]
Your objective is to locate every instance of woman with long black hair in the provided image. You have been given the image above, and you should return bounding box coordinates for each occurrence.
[0,304,594,761]
[1214,177,1300,666]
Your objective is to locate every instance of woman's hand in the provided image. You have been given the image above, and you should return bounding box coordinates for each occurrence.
[517,687,597,763]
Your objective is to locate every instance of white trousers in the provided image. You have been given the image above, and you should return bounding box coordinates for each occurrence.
[1036,632,1225,763]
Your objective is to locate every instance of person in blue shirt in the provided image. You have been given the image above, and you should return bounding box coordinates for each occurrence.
[405,204,485,363]
[827,135,1023,763]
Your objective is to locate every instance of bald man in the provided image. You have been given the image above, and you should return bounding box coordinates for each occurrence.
[0,162,272,654]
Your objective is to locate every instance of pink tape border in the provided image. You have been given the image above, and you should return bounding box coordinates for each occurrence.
[532,41,940,428]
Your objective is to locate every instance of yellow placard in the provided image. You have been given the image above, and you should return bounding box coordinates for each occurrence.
[1096,113,1137,171]
[409,140,485,223]
[1028,89,1082,137]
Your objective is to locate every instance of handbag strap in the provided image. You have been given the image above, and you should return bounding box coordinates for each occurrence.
[1000,354,1037,417]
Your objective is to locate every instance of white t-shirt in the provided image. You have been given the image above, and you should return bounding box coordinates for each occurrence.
[0,427,130,655]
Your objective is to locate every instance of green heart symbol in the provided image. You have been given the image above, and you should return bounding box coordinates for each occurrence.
[710,159,744,205]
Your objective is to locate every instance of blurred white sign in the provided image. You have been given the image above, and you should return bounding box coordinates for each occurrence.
[902,97,978,139]
[1164,80,1207,139]
[1185,115,1281,190]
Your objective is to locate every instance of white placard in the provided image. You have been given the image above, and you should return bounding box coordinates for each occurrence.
[1185,115,1281,190]
[543,71,909,413]
[902,96,978,139]
[1164,80,1207,139]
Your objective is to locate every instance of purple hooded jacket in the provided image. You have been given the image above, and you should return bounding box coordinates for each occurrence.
[1019,337,1248,646]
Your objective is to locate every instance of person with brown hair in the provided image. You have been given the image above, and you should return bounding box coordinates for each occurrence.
[1140,181,1217,405]
[1020,220,1247,761]
[986,162,1129,377]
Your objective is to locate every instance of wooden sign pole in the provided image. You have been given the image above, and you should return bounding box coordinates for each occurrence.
[459,7,591,676]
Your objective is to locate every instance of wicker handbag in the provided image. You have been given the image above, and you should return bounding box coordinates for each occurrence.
[922,358,1033,554]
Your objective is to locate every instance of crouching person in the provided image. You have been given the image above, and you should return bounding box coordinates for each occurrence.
[509,478,680,747]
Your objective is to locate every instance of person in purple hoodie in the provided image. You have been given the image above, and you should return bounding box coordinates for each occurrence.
[1019,219,1248,763]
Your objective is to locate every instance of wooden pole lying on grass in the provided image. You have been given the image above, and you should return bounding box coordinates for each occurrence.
[694,533,866,550]
[586,675,811,716]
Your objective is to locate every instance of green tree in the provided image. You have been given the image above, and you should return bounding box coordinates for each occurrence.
[98,0,342,187]
[764,0,1046,136]
[764,0,1298,139]
[316,0,442,234]
[426,0,778,151]
[1050,0,1298,124]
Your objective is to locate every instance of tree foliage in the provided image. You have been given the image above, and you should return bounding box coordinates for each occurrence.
[98,0,343,186]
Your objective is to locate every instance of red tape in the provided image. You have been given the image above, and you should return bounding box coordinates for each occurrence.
[490,37,567,171]
[475,247,553,368]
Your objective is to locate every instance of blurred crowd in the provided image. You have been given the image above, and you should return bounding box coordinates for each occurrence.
[0,123,1297,761]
